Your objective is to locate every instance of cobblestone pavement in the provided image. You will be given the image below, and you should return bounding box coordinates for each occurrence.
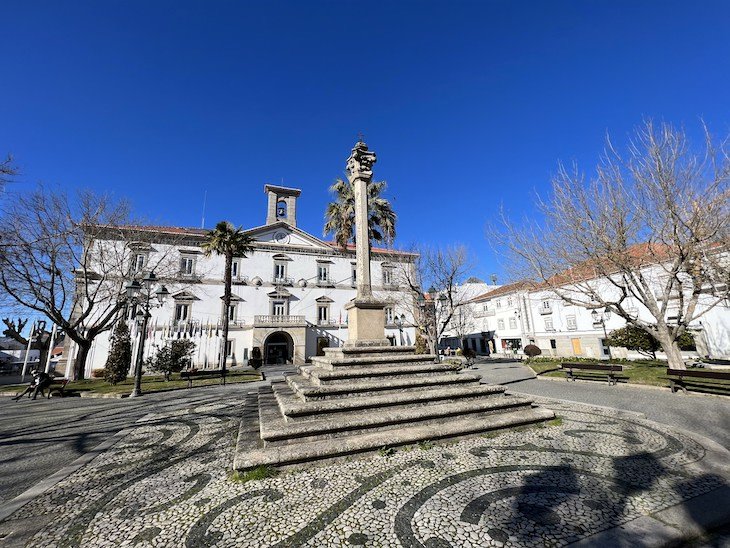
[2,393,728,547]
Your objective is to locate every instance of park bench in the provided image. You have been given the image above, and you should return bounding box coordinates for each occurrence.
[665,368,730,396]
[561,362,627,386]
[179,369,227,388]
[46,378,69,398]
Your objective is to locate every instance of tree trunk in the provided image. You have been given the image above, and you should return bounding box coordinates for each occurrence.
[662,339,686,369]
[221,253,232,376]
[73,341,92,381]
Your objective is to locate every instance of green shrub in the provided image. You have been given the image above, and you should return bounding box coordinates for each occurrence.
[146,339,196,381]
[104,321,132,385]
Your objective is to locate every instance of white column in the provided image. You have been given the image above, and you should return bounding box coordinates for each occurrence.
[44,323,58,373]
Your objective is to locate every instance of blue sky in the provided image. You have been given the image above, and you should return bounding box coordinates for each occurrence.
[2,0,729,282]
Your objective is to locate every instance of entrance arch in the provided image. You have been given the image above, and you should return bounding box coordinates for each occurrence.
[264,331,294,365]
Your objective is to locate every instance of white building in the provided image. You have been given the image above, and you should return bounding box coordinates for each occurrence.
[462,263,730,360]
[79,184,418,376]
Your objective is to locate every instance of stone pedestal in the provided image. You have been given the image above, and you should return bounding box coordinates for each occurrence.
[343,297,389,347]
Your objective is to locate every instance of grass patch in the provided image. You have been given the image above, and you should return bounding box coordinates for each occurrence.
[229,465,279,483]
[525,359,670,387]
[378,446,396,457]
[418,440,435,451]
[0,370,262,396]
[545,416,563,427]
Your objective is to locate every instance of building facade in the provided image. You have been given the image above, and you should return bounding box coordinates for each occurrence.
[461,266,730,360]
[76,185,418,377]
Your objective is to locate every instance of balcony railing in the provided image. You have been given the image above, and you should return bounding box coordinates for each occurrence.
[232,275,250,285]
[272,277,294,286]
[316,277,335,287]
[474,309,496,318]
[254,315,306,326]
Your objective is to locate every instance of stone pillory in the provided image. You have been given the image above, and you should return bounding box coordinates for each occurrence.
[234,140,554,471]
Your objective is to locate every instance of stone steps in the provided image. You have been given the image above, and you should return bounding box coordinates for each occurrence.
[300,362,461,385]
[310,353,436,369]
[286,372,481,400]
[259,385,534,442]
[235,341,554,471]
[271,380,507,417]
[234,404,555,470]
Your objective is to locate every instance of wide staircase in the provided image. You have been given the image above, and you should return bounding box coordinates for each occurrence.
[234,345,554,470]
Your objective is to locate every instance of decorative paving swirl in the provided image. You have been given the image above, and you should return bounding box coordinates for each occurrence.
[8,397,728,547]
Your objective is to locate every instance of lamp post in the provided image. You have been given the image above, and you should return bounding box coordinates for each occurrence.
[126,272,169,398]
[591,308,613,360]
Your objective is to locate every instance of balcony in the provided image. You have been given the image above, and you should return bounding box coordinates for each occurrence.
[232,275,250,285]
[254,315,307,327]
[317,319,338,327]
[316,277,335,287]
[272,277,294,286]
[474,309,496,318]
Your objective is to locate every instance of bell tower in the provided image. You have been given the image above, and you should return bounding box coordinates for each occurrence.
[264,184,301,227]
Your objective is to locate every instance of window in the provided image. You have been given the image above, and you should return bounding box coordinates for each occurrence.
[231,260,240,278]
[272,301,286,316]
[507,297,513,307]
[544,317,554,331]
[131,253,146,274]
[225,340,234,357]
[180,256,195,276]
[483,303,489,311]
[497,319,505,330]
[317,264,329,283]
[601,339,610,357]
[385,307,394,324]
[382,268,393,286]
[274,262,287,281]
[509,317,517,329]
[496,300,502,309]
[550,339,557,349]
[228,304,237,322]
[351,267,357,285]
[317,305,329,324]
[175,303,190,323]
[541,300,550,311]
[566,315,577,330]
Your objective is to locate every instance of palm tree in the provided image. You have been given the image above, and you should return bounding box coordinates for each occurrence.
[202,221,255,376]
[323,179,397,249]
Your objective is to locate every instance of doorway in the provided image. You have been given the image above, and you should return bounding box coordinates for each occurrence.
[264,331,294,364]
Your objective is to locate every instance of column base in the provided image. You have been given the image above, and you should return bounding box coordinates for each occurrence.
[344,297,387,346]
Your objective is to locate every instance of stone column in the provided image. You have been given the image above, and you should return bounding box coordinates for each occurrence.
[343,140,388,347]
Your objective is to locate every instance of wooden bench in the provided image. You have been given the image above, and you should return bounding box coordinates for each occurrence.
[561,362,627,386]
[179,369,227,388]
[44,378,69,398]
[665,369,730,396]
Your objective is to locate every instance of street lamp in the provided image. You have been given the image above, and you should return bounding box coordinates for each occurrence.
[126,272,169,398]
[591,308,613,360]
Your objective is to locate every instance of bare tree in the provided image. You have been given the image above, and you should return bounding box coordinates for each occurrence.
[0,186,179,379]
[0,155,17,191]
[495,121,730,369]
[394,245,476,355]
[1,317,52,370]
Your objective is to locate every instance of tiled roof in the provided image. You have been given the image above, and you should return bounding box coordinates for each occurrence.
[112,225,418,257]
[470,281,534,302]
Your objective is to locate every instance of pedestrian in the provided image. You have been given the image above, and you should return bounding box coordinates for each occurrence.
[12,370,41,401]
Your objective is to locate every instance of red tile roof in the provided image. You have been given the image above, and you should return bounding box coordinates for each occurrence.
[470,281,535,302]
